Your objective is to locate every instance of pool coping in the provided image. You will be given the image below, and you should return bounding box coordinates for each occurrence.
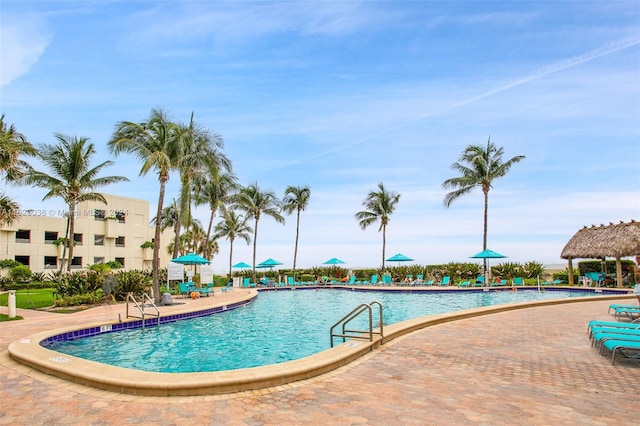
[7,287,635,396]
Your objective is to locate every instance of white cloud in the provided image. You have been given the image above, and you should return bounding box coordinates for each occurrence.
[0,14,51,87]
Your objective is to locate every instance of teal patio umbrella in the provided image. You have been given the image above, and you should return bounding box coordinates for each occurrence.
[233,261,251,269]
[470,249,507,285]
[323,257,346,265]
[386,253,414,263]
[256,258,283,269]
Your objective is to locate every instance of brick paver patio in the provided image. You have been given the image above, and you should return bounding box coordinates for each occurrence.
[0,293,638,425]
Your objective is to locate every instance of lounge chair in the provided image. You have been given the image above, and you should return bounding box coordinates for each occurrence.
[588,318,640,334]
[382,274,392,285]
[287,276,295,286]
[346,275,356,285]
[474,276,485,287]
[178,282,191,298]
[439,276,450,286]
[608,304,639,315]
[591,328,640,347]
[458,280,470,287]
[614,306,640,320]
[221,281,232,292]
[423,279,434,286]
[491,279,507,286]
[596,333,640,353]
[513,277,524,286]
[600,338,640,365]
[412,274,424,285]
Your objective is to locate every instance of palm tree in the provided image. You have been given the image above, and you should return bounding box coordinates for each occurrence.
[193,170,238,260]
[442,137,525,253]
[355,182,401,269]
[0,114,36,227]
[26,134,128,272]
[175,113,231,259]
[0,114,36,182]
[0,194,19,227]
[233,183,284,283]
[282,185,311,281]
[213,209,252,281]
[108,108,183,303]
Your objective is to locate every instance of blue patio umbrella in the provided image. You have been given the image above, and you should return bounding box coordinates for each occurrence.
[323,257,346,265]
[386,253,414,263]
[171,253,210,265]
[256,258,283,269]
[470,249,507,285]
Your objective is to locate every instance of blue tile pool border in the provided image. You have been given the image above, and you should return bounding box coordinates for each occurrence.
[40,297,255,347]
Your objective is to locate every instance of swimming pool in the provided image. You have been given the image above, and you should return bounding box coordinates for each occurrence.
[46,288,605,373]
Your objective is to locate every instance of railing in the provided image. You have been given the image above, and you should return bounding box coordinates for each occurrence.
[330,301,383,347]
[125,292,160,328]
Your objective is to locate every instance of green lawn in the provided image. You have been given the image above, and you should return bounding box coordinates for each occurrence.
[0,288,56,310]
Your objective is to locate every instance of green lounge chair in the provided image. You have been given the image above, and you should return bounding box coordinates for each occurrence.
[592,329,640,347]
[608,304,639,315]
[600,338,640,365]
[614,306,640,319]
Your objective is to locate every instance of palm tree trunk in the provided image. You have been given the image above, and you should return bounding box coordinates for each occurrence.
[252,219,259,284]
[228,237,234,283]
[206,209,215,259]
[152,179,167,304]
[59,217,70,274]
[67,199,76,272]
[293,209,300,281]
[382,224,386,269]
[172,211,181,258]
[483,188,489,274]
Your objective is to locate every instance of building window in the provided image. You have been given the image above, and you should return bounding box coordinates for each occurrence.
[73,233,83,246]
[44,231,58,243]
[115,257,125,268]
[94,235,104,246]
[94,209,105,221]
[115,210,126,223]
[115,236,125,247]
[93,257,105,264]
[15,229,30,243]
[44,256,57,268]
[71,257,82,268]
[15,255,29,266]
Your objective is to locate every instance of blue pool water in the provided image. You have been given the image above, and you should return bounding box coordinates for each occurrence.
[48,288,602,373]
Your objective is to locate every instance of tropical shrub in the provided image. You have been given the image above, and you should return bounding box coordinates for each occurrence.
[106,260,123,269]
[54,292,103,307]
[31,271,49,282]
[9,265,32,284]
[112,269,151,301]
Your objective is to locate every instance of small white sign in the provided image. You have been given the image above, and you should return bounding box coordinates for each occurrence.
[167,261,184,280]
[200,265,214,283]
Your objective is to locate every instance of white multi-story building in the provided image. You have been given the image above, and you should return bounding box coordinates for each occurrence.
[0,194,173,273]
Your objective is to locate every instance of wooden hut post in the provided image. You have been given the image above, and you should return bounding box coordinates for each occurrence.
[615,257,622,288]
[567,258,574,286]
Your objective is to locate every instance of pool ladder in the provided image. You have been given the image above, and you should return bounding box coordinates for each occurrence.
[125,292,160,328]
[330,301,384,347]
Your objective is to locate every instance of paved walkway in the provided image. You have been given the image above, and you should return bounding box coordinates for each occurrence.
[0,293,638,425]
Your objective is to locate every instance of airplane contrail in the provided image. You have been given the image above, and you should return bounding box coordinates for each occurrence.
[249,36,640,177]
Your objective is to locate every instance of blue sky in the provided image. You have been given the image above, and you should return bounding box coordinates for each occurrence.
[2,1,639,271]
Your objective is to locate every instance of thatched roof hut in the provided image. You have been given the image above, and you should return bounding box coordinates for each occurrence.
[561,220,640,287]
